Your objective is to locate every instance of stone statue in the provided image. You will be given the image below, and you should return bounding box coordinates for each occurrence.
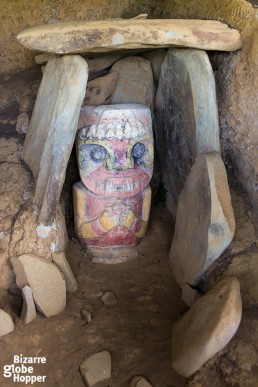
[73,104,153,259]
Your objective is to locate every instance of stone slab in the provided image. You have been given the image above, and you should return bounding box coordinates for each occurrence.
[80,350,111,386]
[110,56,154,109]
[0,309,14,337]
[11,254,66,317]
[83,72,117,106]
[171,277,242,377]
[17,19,242,54]
[170,153,235,287]
[52,252,78,293]
[21,285,37,324]
[155,48,220,213]
[23,55,88,225]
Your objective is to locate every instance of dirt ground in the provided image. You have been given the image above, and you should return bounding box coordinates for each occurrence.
[0,208,188,387]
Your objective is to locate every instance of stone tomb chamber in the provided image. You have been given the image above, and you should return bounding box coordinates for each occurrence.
[1,6,258,386]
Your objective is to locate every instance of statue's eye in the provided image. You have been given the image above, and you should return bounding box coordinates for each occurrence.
[89,145,107,163]
[132,142,145,160]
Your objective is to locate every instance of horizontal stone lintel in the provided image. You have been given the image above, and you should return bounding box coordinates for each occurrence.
[17,19,242,54]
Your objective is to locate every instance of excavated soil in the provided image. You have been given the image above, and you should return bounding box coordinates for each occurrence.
[0,208,187,387]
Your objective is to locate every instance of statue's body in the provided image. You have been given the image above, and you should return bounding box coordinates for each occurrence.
[73,104,153,253]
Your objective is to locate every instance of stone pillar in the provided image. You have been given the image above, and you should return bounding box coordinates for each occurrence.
[73,104,153,261]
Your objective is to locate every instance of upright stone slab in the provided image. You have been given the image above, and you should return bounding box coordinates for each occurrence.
[23,55,88,225]
[21,285,37,324]
[155,48,220,214]
[110,57,154,109]
[171,277,242,377]
[11,254,66,317]
[170,153,235,287]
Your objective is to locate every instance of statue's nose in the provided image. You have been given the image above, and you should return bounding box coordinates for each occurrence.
[106,150,134,170]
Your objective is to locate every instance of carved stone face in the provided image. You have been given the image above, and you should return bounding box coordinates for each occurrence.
[77,105,153,198]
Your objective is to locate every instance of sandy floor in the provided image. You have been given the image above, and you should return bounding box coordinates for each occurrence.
[0,208,187,387]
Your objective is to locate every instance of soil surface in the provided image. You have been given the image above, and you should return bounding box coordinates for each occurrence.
[0,208,187,387]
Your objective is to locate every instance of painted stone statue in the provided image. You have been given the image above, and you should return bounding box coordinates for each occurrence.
[73,104,153,256]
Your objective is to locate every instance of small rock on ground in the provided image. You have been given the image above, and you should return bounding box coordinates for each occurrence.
[80,350,111,386]
[130,375,152,386]
[101,291,118,306]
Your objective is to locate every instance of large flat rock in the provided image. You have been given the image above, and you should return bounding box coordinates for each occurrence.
[17,19,242,54]
[155,48,220,214]
[11,254,66,317]
[23,55,88,225]
[171,277,242,377]
[170,153,235,287]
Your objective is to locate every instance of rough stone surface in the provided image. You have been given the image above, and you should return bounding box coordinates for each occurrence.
[52,252,78,293]
[170,153,235,287]
[16,112,29,134]
[223,253,258,308]
[23,55,88,225]
[80,350,111,386]
[83,72,117,106]
[21,285,37,324]
[17,19,242,54]
[87,54,123,72]
[110,56,154,109]
[35,53,57,64]
[0,309,14,337]
[155,48,220,214]
[0,139,67,291]
[131,375,152,387]
[18,95,31,113]
[11,254,66,317]
[101,291,118,306]
[181,284,199,307]
[141,49,166,82]
[171,277,242,377]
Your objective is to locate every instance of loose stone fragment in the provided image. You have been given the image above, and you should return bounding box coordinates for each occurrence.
[87,54,123,72]
[23,55,88,225]
[131,375,152,387]
[170,153,235,287]
[110,56,154,109]
[21,285,37,324]
[11,254,66,317]
[17,19,242,54]
[101,291,118,306]
[16,112,29,134]
[0,309,14,337]
[171,277,242,377]
[155,48,220,213]
[83,72,117,106]
[80,307,92,323]
[80,350,111,386]
[181,284,199,307]
[52,252,78,293]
